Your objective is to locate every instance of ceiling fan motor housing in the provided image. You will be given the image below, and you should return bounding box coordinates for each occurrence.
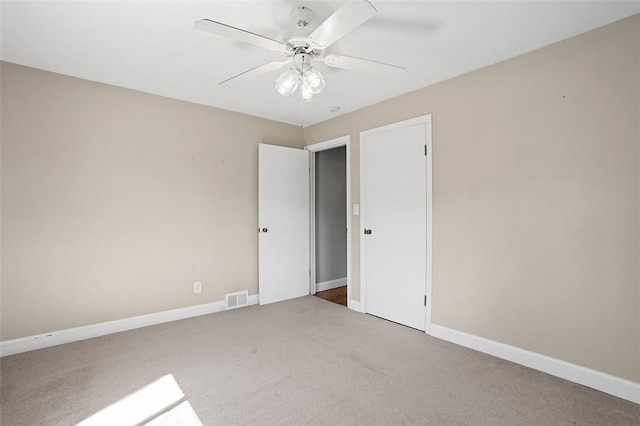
[293,52,313,67]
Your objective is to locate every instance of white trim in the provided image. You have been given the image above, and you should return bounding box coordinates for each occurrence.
[305,138,348,152]
[359,115,433,327]
[0,295,260,357]
[429,324,640,404]
[348,299,361,313]
[424,115,433,333]
[359,131,367,313]
[306,136,352,307]
[308,150,317,295]
[316,277,347,292]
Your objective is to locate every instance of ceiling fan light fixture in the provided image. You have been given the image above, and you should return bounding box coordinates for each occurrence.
[275,69,299,97]
[274,63,325,100]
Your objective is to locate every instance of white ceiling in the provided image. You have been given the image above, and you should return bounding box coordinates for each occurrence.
[2,1,639,127]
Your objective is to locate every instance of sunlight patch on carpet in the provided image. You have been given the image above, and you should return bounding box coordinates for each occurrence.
[77,374,202,426]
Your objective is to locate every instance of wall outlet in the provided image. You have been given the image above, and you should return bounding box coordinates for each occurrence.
[194,281,202,294]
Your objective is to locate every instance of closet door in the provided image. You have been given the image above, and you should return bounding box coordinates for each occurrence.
[361,117,429,330]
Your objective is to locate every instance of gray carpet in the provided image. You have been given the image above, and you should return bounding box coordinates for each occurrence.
[1,296,639,425]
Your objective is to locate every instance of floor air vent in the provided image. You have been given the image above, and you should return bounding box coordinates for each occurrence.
[225,290,249,310]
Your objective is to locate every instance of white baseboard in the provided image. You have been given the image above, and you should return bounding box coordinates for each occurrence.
[429,324,640,404]
[316,277,347,292]
[348,299,361,312]
[0,295,259,357]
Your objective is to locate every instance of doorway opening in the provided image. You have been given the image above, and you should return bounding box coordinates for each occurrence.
[306,137,351,308]
[314,285,347,306]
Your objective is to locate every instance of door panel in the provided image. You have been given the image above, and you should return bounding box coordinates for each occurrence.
[362,122,427,330]
[258,144,310,305]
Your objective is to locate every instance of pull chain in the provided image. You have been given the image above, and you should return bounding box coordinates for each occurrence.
[299,69,305,127]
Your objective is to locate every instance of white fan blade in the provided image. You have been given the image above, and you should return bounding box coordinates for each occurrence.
[310,1,377,49]
[219,61,290,87]
[195,19,286,52]
[323,54,405,76]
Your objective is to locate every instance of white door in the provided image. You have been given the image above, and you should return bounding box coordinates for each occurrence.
[258,143,310,305]
[361,117,430,330]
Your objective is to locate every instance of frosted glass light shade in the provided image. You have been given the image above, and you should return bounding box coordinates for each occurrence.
[300,84,313,101]
[302,67,325,95]
[275,69,299,97]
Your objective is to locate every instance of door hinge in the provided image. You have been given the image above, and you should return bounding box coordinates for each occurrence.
[424,295,427,306]
[424,145,427,156]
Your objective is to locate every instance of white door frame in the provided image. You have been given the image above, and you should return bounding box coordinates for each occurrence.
[306,136,353,310]
[359,115,433,332]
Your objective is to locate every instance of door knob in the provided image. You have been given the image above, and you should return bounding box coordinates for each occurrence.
[364,228,372,235]
[262,228,268,233]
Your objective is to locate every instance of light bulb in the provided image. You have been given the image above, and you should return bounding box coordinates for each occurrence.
[275,69,299,97]
[302,67,325,95]
[301,84,313,101]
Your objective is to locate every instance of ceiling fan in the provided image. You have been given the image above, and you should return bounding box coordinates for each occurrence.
[194,0,405,100]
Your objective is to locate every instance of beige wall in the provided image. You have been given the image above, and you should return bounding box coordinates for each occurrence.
[1,14,638,384]
[305,15,640,383]
[0,62,303,340]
